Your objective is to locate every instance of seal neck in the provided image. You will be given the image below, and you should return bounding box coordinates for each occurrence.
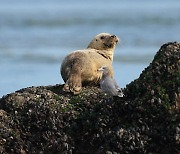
[96,49,114,61]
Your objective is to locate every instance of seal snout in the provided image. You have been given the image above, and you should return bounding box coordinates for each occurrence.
[111,35,119,43]
[111,35,116,38]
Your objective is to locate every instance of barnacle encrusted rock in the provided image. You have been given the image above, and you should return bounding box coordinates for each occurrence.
[0,42,179,153]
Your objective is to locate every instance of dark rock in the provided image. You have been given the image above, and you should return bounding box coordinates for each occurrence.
[0,42,180,154]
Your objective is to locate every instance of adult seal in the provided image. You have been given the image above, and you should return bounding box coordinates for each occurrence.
[60,33,119,94]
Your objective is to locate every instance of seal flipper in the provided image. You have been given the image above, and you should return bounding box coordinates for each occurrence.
[63,61,82,95]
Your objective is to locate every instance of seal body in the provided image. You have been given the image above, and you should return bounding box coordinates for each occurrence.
[60,33,119,94]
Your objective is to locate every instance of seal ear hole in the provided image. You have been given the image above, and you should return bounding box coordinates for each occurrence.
[96,39,98,41]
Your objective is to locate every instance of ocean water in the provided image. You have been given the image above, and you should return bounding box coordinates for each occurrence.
[0,0,180,97]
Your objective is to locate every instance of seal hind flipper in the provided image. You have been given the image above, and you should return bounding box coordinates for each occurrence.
[63,62,82,94]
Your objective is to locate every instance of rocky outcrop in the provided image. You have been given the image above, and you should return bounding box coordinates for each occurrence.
[0,42,179,154]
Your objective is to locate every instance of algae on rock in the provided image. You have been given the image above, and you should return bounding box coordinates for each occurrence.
[0,42,180,153]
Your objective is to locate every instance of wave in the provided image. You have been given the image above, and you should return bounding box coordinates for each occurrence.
[0,52,153,64]
[0,15,180,29]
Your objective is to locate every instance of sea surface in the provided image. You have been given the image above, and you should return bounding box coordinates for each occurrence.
[0,0,180,97]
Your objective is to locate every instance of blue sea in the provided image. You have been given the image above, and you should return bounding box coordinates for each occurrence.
[0,0,180,97]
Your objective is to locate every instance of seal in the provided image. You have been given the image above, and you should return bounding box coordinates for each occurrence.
[60,33,119,94]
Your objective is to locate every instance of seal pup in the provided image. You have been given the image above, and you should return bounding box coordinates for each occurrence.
[98,66,124,97]
[61,33,119,94]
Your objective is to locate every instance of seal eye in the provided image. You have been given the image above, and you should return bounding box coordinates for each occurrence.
[100,36,105,40]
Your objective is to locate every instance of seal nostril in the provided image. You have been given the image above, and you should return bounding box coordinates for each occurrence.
[111,35,116,38]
